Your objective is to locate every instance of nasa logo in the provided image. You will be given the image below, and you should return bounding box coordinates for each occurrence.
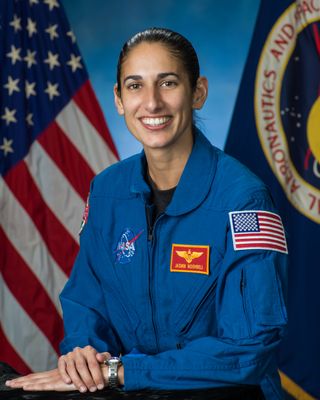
[114,228,144,264]
[255,1,320,223]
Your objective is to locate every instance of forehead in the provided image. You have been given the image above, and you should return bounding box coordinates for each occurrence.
[121,42,185,78]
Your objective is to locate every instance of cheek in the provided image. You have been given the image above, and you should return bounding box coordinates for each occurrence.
[122,97,141,116]
[169,91,193,113]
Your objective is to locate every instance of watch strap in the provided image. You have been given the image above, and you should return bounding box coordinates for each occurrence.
[106,357,122,388]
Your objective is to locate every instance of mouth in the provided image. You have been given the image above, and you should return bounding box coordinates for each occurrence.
[140,116,172,130]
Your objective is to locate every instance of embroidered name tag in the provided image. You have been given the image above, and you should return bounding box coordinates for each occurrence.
[170,244,210,275]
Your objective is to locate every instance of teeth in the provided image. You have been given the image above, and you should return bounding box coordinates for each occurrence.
[142,117,170,126]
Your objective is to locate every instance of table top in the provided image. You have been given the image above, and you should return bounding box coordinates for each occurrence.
[0,362,265,400]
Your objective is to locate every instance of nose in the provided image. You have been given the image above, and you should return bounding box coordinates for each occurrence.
[143,85,163,113]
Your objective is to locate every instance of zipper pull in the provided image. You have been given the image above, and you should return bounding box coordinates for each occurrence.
[240,269,246,294]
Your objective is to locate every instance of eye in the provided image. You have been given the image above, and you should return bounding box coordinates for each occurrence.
[127,82,142,90]
[160,80,177,88]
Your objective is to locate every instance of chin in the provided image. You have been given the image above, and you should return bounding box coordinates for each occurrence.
[142,136,172,149]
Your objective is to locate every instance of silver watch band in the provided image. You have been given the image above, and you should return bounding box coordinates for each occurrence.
[106,357,122,388]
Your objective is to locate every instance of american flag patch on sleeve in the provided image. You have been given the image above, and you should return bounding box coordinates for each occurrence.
[229,210,288,254]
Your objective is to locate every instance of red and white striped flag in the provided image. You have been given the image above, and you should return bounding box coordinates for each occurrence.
[0,0,118,374]
[229,210,288,254]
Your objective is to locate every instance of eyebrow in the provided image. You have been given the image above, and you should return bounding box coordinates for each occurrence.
[123,72,180,84]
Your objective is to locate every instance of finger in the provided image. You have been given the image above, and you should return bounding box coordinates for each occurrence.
[6,379,22,388]
[73,346,101,392]
[96,351,111,363]
[23,384,44,391]
[58,355,71,384]
[74,356,98,392]
[65,357,89,393]
[7,378,42,389]
[6,374,32,385]
[7,370,59,388]
[23,380,76,392]
[86,356,105,390]
[6,374,39,388]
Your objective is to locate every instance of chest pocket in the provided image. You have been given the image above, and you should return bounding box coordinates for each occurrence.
[172,275,219,341]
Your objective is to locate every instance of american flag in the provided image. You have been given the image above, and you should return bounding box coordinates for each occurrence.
[0,0,118,374]
[229,210,288,254]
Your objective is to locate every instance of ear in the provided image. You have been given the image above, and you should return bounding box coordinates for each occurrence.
[192,77,208,110]
[114,84,124,115]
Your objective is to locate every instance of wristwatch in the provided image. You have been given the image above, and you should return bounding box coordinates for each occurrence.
[105,357,122,388]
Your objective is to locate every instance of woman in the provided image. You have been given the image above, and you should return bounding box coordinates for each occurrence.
[6,28,288,399]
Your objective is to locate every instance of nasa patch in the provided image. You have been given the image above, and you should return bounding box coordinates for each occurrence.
[114,228,144,264]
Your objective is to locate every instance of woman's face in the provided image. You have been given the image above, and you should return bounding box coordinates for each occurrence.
[114,42,207,154]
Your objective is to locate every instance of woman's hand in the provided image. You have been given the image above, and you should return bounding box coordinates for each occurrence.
[5,346,125,392]
[5,368,76,391]
[57,346,111,392]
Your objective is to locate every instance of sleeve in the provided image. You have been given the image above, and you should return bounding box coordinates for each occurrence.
[121,192,288,393]
[59,186,121,356]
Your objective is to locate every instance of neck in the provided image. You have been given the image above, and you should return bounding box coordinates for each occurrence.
[144,132,193,190]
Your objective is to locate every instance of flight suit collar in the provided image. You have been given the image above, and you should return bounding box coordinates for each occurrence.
[130,129,218,215]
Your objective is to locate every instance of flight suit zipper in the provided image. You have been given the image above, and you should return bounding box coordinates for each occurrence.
[145,205,163,353]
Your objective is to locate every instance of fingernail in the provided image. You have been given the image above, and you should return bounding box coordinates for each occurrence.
[80,386,87,393]
[97,384,104,390]
[89,386,97,392]
[5,381,11,386]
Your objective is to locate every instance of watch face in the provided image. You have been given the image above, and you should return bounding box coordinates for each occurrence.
[108,357,121,366]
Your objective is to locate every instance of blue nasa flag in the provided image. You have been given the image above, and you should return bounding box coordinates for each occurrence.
[225,1,320,399]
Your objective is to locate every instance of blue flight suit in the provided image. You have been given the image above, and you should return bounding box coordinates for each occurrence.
[60,129,288,399]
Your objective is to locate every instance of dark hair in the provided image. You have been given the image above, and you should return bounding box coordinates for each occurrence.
[116,28,200,94]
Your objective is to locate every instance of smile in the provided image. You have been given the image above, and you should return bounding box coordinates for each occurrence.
[141,116,171,127]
